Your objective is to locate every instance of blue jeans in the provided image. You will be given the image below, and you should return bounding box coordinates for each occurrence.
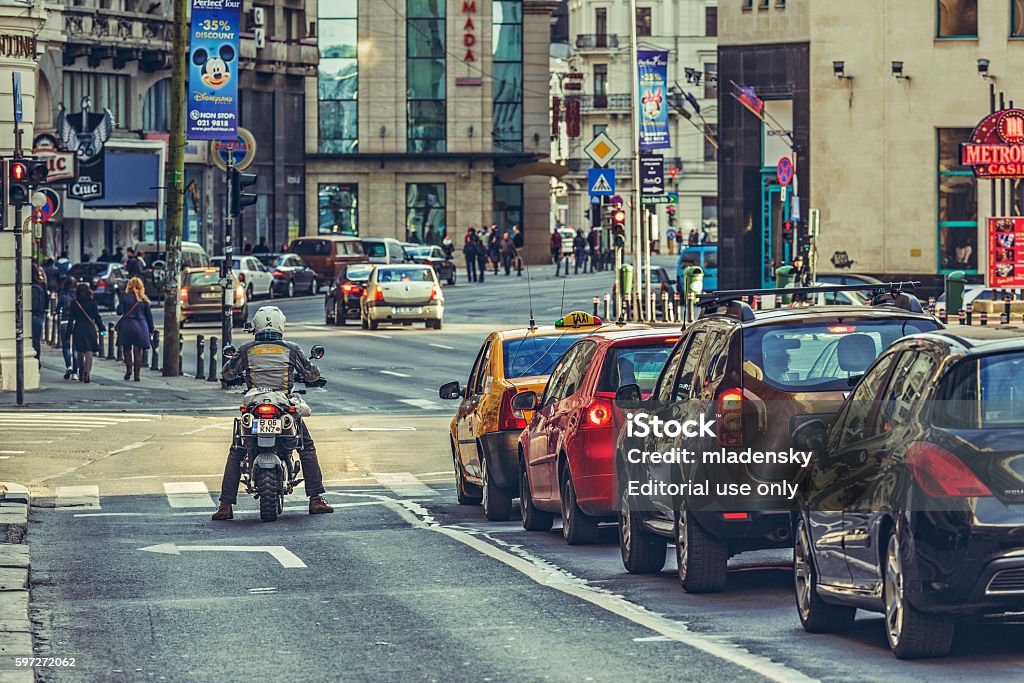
[31,315,44,359]
[60,322,77,372]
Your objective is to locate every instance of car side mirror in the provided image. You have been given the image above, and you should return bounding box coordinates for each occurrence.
[791,419,827,452]
[439,381,462,400]
[510,391,538,411]
[615,383,642,405]
[222,345,237,359]
[309,345,325,360]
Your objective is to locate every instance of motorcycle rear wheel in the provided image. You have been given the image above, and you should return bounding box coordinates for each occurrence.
[257,469,280,522]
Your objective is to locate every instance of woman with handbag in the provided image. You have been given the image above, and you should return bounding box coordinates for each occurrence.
[116,277,155,382]
[68,282,105,384]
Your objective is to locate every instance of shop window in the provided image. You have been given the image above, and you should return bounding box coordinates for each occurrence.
[493,183,523,233]
[636,8,652,36]
[937,129,978,272]
[704,63,718,100]
[406,184,446,245]
[142,78,170,132]
[494,1,523,152]
[937,0,977,37]
[319,183,358,235]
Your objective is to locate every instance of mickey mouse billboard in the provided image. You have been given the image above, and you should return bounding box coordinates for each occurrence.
[186,0,240,141]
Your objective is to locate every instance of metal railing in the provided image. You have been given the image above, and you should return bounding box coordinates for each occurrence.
[575,34,620,49]
[579,93,632,111]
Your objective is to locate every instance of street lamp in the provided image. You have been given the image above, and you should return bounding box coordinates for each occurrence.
[891,61,910,82]
[978,58,996,81]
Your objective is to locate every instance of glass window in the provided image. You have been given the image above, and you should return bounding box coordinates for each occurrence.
[493,63,522,101]
[493,182,523,232]
[879,352,936,430]
[319,184,358,235]
[636,7,652,36]
[492,24,522,60]
[704,124,718,162]
[408,19,445,57]
[409,0,445,17]
[320,0,357,18]
[493,1,522,22]
[935,352,1024,428]
[599,344,673,393]
[706,7,718,36]
[593,64,608,97]
[407,59,446,99]
[408,2,446,153]
[317,5,358,154]
[406,183,446,245]
[836,353,895,448]
[493,0,523,152]
[937,0,977,37]
[1014,0,1024,35]
[937,128,978,272]
[320,19,358,58]
[674,331,707,400]
[62,72,129,130]
[142,79,170,132]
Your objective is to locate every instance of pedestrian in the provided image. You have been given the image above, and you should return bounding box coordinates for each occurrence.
[700,227,709,244]
[243,242,253,255]
[425,224,436,245]
[463,229,478,283]
[252,237,270,254]
[114,247,124,264]
[474,233,488,283]
[31,264,47,360]
[69,282,105,383]
[56,277,79,380]
[43,258,60,294]
[442,233,455,260]
[488,230,501,275]
[675,231,684,254]
[550,230,563,275]
[500,231,516,276]
[126,248,145,279]
[573,229,586,274]
[56,251,71,282]
[511,225,524,275]
[791,255,811,287]
[97,248,111,263]
[688,229,698,246]
[116,277,155,382]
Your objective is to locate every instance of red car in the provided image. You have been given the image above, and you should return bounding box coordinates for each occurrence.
[512,329,678,544]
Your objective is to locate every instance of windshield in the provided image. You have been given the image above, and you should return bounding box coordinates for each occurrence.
[363,242,388,257]
[598,345,674,393]
[291,240,331,256]
[502,333,587,379]
[743,319,939,392]
[934,352,1024,428]
[377,268,433,282]
[187,272,221,287]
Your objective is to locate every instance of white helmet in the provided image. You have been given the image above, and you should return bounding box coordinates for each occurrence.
[252,306,286,335]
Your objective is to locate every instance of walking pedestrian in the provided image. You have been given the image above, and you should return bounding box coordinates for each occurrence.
[442,233,455,260]
[573,230,586,274]
[488,230,501,275]
[43,258,60,294]
[588,228,600,272]
[688,228,698,246]
[69,282,105,383]
[31,265,47,359]
[512,226,524,275]
[116,277,155,382]
[551,230,563,276]
[126,248,145,279]
[463,228,478,283]
[475,233,488,283]
[500,232,516,276]
[57,277,79,380]
[56,251,71,282]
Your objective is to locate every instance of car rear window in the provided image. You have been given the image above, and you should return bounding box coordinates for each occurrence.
[69,264,106,277]
[743,319,939,392]
[187,272,221,287]
[502,333,587,379]
[346,265,373,281]
[598,345,674,393]
[363,242,388,258]
[291,240,331,256]
[934,352,1024,428]
[377,268,432,283]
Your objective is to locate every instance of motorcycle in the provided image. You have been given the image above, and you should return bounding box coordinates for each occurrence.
[222,343,327,522]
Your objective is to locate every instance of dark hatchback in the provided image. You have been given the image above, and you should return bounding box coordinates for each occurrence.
[67,262,129,311]
[325,263,373,326]
[404,245,457,285]
[794,326,1024,659]
[255,253,318,297]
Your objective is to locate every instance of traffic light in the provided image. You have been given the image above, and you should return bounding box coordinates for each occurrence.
[666,205,676,227]
[613,209,626,226]
[228,168,258,218]
[782,220,794,243]
[6,158,47,207]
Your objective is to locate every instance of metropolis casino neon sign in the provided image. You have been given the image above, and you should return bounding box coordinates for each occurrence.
[961,109,1024,178]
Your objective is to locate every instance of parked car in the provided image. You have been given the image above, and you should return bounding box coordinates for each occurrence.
[794,326,1024,658]
[67,262,129,311]
[359,264,444,330]
[677,245,718,291]
[325,263,373,326]
[178,267,247,328]
[615,291,941,592]
[361,237,409,265]
[514,329,678,543]
[404,244,456,285]
[288,235,368,288]
[255,253,318,297]
[211,255,275,300]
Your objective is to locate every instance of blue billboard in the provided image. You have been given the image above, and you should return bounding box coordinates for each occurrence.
[637,50,671,151]
[186,0,241,140]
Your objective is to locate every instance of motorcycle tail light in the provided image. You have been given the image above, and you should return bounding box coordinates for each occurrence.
[906,441,992,498]
[255,404,281,419]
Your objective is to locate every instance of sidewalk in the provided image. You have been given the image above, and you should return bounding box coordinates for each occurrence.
[0,485,31,683]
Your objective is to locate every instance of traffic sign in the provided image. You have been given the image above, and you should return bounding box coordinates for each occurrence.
[666,229,677,241]
[640,155,664,195]
[588,168,616,196]
[584,132,621,168]
[30,188,61,224]
[211,127,257,171]
[776,157,794,187]
[667,192,678,205]
[641,195,674,205]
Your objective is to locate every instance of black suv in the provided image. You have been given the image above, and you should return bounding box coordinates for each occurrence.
[615,287,941,594]
[794,326,1024,659]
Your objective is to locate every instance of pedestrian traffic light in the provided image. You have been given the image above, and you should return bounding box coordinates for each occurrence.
[782,220,794,243]
[666,205,676,227]
[7,160,29,206]
[228,168,258,218]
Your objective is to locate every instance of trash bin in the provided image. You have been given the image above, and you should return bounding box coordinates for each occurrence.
[681,266,704,323]
[775,265,797,305]
[945,270,966,320]
[618,264,634,297]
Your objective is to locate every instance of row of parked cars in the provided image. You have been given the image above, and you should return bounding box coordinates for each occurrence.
[439,286,1024,659]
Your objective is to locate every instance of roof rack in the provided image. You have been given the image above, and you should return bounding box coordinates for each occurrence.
[697,281,926,316]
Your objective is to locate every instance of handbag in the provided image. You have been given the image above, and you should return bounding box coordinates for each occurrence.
[75,301,101,347]
[114,300,142,334]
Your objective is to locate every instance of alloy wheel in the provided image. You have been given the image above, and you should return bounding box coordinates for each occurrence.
[885,534,904,648]
[794,520,813,621]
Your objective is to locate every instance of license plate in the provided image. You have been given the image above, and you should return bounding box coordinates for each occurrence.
[394,307,422,314]
[255,419,282,435]
[201,292,220,299]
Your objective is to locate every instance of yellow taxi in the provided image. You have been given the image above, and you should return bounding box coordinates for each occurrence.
[439,312,646,521]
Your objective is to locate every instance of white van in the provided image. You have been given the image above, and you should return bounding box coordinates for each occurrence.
[133,241,211,270]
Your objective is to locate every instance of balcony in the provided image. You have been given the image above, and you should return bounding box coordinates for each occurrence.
[64,6,172,70]
[579,93,631,112]
[575,34,620,50]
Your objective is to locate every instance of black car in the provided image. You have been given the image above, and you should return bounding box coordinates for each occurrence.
[404,245,456,285]
[325,263,373,326]
[615,287,941,594]
[793,326,1024,659]
[67,262,129,311]
[256,253,318,297]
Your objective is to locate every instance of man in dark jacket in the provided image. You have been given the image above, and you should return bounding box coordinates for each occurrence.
[126,248,145,279]
[31,265,47,359]
[462,228,478,283]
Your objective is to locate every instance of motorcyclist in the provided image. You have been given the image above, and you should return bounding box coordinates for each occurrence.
[212,305,334,520]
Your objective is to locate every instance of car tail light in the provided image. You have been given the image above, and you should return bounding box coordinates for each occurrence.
[255,404,281,420]
[273,270,287,278]
[717,388,744,446]
[430,285,440,300]
[583,397,613,430]
[179,286,188,302]
[342,283,356,294]
[374,286,385,301]
[722,512,749,520]
[906,441,992,498]
[498,387,527,431]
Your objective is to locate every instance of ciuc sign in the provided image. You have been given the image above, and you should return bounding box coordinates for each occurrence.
[961,108,1024,178]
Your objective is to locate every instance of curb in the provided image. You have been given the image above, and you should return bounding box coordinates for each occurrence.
[0,484,32,683]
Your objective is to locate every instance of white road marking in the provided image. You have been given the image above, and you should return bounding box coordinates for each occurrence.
[0,456,9,460]
[398,398,446,410]
[107,442,147,456]
[56,485,101,509]
[2,440,52,444]
[429,343,455,350]
[74,501,384,518]
[140,543,307,568]
[0,450,25,454]
[372,472,437,498]
[248,587,278,594]
[347,427,416,432]
[380,370,411,378]
[163,482,216,508]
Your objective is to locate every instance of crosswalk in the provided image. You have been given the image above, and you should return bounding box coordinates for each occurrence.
[0,413,152,442]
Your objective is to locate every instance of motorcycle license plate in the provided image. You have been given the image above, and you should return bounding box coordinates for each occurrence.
[255,419,282,435]
[394,307,422,314]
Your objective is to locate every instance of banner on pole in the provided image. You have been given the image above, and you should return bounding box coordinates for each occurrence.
[187,0,241,141]
[637,50,671,151]
[989,217,1024,288]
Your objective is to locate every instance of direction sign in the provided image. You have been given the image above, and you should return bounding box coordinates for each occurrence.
[641,195,675,205]
[640,155,664,195]
[584,132,621,168]
[588,168,616,196]
[776,157,794,187]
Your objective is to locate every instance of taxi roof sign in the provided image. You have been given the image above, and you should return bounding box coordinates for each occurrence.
[555,311,602,328]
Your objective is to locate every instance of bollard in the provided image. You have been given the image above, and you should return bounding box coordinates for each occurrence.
[592,297,599,318]
[966,303,973,326]
[179,334,184,375]
[927,297,936,316]
[673,293,682,323]
[150,330,160,371]
[661,292,669,322]
[981,311,988,326]
[1005,292,1013,325]
[208,336,219,383]
[115,329,122,361]
[107,323,115,359]
[958,309,966,326]
[649,292,657,322]
[195,334,206,380]
[603,293,610,321]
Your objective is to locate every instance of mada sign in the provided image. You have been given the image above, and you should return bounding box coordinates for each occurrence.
[961,108,1024,178]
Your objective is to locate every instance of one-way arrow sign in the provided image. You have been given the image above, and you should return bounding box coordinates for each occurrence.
[140,544,307,568]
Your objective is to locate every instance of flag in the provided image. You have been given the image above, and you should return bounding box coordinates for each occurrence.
[683,91,701,115]
[732,81,764,120]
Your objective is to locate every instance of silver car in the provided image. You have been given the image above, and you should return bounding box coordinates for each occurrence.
[360,265,445,330]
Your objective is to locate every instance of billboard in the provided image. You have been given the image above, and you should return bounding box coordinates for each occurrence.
[988,217,1024,288]
[637,50,670,151]
[187,0,241,140]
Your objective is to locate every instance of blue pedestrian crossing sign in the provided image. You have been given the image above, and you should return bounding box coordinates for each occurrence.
[588,168,616,197]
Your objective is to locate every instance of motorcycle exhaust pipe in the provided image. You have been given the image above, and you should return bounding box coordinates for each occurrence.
[240,413,254,430]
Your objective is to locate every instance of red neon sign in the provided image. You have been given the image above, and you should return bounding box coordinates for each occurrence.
[463,1,476,62]
[961,109,1024,179]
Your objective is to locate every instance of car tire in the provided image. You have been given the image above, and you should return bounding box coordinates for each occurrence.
[619,483,666,574]
[481,453,513,522]
[287,280,295,298]
[675,500,728,593]
[794,516,855,633]
[360,313,368,330]
[560,466,601,545]
[109,290,121,312]
[447,271,456,286]
[452,440,482,505]
[520,455,554,532]
[310,278,318,296]
[333,304,345,327]
[369,319,379,331]
[268,283,275,300]
[884,532,955,659]
[325,304,334,325]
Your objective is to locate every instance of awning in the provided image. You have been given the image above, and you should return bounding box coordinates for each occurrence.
[497,161,569,183]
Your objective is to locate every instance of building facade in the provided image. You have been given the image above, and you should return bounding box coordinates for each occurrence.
[305,0,559,264]
[718,0,1024,289]
[564,0,718,251]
